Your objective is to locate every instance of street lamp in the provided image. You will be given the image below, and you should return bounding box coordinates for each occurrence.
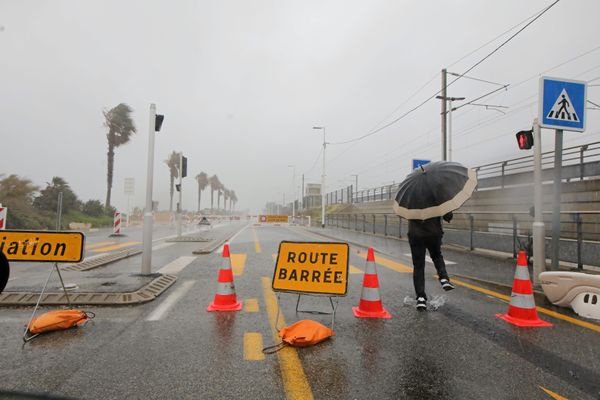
[436,96,465,161]
[313,126,326,228]
[288,165,296,221]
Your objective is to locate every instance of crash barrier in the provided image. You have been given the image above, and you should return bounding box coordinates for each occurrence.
[207,243,242,312]
[0,230,87,342]
[496,251,551,327]
[272,241,349,330]
[540,271,600,320]
[325,210,600,270]
[352,247,391,319]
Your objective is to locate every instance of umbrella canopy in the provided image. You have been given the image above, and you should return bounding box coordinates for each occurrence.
[393,161,477,220]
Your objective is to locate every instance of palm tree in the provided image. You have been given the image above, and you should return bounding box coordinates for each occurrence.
[223,188,230,214]
[165,151,180,212]
[209,175,220,214]
[104,103,136,208]
[195,172,209,212]
[217,183,224,212]
[230,190,237,212]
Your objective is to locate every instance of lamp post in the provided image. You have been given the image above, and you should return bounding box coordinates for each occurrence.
[436,95,465,161]
[313,126,326,228]
[288,164,296,221]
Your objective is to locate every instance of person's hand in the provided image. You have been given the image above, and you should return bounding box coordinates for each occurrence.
[443,212,453,223]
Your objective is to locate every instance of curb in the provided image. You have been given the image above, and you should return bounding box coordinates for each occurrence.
[63,249,142,272]
[0,274,177,306]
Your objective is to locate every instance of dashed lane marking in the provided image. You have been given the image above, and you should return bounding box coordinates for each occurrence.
[252,227,262,253]
[91,241,141,252]
[157,256,197,275]
[539,386,569,400]
[244,298,259,312]
[145,280,196,321]
[85,241,115,250]
[231,253,247,276]
[261,277,313,400]
[404,253,456,265]
[243,332,265,361]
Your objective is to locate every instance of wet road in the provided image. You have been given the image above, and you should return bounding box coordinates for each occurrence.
[1,224,599,399]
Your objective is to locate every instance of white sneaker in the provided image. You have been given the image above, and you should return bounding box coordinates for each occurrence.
[416,297,427,311]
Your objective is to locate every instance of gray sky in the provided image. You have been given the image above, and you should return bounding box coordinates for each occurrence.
[1,0,599,213]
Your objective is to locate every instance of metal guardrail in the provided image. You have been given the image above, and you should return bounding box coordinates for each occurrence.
[321,141,600,206]
[325,210,600,270]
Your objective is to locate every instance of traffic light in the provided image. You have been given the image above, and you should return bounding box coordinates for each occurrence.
[181,156,188,178]
[155,114,164,132]
[516,129,533,150]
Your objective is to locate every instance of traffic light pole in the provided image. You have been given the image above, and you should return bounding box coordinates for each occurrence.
[141,104,157,275]
[532,119,545,285]
[177,152,183,237]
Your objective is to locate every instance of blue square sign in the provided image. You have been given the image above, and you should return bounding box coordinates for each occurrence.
[539,76,587,132]
[412,159,430,170]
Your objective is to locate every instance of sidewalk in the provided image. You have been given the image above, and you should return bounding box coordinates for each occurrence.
[306,226,520,288]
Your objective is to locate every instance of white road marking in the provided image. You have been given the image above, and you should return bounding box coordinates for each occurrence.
[152,242,175,252]
[404,253,456,265]
[217,224,250,253]
[145,280,196,321]
[158,256,197,275]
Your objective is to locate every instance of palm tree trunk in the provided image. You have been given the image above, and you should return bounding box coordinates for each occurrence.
[197,187,202,212]
[105,141,114,208]
[169,175,174,212]
[217,192,221,212]
[210,190,214,214]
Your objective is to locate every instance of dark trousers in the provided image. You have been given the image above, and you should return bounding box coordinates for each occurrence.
[408,234,449,299]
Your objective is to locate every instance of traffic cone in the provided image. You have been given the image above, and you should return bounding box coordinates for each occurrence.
[352,248,391,319]
[496,251,552,327]
[207,243,242,312]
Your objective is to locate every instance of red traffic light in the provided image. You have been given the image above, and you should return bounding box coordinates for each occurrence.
[516,129,533,150]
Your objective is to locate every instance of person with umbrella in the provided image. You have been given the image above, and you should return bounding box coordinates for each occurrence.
[393,161,477,310]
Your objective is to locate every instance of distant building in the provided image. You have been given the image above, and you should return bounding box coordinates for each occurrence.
[303,183,322,209]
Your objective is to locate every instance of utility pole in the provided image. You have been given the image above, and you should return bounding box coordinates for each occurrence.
[551,129,563,269]
[313,126,326,228]
[177,152,183,237]
[441,68,447,161]
[142,104,157,275]
[301,174,304,211]
[288,165,296,220]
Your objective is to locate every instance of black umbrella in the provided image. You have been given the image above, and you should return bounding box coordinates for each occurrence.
[393,161,477,220]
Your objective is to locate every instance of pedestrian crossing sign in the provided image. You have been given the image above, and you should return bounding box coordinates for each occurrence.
[539,76,587,132]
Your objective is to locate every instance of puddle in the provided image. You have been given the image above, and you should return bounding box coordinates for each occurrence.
[403,294,448,311]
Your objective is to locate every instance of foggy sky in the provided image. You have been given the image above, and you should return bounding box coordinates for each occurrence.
[1,0,599,213]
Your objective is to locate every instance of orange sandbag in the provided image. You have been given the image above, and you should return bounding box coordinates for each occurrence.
[279,319,335,347]
[28,310,92,334]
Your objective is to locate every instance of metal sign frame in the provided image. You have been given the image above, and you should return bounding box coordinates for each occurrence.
[539,76,587,132]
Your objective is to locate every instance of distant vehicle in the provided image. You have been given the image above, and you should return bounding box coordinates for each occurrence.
[198,217,211,226]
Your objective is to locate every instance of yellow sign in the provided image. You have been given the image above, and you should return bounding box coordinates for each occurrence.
[0,230,85,263]
[272,241,349,296]
[259,215,289,223]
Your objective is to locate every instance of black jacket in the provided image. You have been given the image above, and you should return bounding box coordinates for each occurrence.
[408,212,453,239]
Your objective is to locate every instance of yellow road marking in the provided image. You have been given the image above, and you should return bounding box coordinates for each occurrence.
[230,253,247,276]
[356,250,413,273]
[85,241,115,250]
[90,241,141,252]
[539,386,568,400]
[252,228,262,253]
[349,265,363,274]
[245,298,259,312]
[261,277,313,400]
[243,332,265,361]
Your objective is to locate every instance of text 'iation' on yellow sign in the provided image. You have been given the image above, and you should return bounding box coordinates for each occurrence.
[272,241,349,296]
[0,230,85,263]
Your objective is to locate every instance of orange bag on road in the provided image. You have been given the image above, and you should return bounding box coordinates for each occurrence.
[263,320,335,353]
[28,310,93,334]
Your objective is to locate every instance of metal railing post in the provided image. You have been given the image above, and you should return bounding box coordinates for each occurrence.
[398,215,402,238]
[469,214,474,251]
[355,214,358,231]
[580,145,588,181]
[501,162,507,189]
[372,214,376,234]
[512,214,517,258]
[362,214,366,233]
[576,213,583,270]
[384,214,388,236]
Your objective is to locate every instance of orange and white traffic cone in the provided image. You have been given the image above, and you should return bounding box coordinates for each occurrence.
[207,243,242,312]
[496,250,551,327]
[352,247,391,319]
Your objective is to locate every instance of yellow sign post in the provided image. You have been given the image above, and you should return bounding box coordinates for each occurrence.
[272,241,349,296]
[0,230,85,263]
